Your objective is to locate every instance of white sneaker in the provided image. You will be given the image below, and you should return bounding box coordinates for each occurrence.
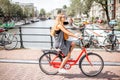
[58,69,67,73]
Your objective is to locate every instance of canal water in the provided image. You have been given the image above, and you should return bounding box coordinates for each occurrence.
[21,20,55,49]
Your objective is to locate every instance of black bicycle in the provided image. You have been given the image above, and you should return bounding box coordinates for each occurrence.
[84,34,119,52]
[103,32,119,51]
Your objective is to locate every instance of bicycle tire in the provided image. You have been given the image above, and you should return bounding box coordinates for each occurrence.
[39,52,62,75]
[79,53,104,77]
[83,39,100,49]
[3,33,18,50]
[103,38,119,51]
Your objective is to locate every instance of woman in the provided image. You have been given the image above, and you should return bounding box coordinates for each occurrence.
[51,14,82,73]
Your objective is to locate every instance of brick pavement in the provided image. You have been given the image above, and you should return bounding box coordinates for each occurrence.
[0,49,120,80]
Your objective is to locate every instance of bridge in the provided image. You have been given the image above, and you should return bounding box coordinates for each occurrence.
[0,49,120,80]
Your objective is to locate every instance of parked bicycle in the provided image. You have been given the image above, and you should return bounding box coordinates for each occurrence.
[103,33,119,51]
[83,33,119,52]
[39,40,104,77]
[103,20,119,51]
[0,28,18,50]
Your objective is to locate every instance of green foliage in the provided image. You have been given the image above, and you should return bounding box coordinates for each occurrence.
[66,7,75,17]
[40,8,46,16]
[69,0,93,17]
[69,0,110,22]
[70,0,81,15]
[63,5,67,9]
[57,9,62,14]
[10,4,23,17]
[0,0,24,18]
[82,0,94,17]
[0,7,4,17]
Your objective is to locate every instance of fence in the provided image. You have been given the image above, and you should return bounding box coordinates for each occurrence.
[15,26,53,49]
[12,26,120,50]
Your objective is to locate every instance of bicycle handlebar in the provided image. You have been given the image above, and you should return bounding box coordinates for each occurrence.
[79,39,90,48]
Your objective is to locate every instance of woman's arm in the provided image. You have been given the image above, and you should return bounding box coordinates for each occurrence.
[58,25,79,38]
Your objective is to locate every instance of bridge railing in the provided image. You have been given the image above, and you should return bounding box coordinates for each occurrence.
[11,26,120,49]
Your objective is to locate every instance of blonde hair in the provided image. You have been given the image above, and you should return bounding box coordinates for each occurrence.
[50,14,64,36]
[54,14,64,28]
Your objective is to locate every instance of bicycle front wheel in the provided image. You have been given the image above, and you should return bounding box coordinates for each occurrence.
[79,53,104,77]
[3,33,18,50]
[39,52,62,75]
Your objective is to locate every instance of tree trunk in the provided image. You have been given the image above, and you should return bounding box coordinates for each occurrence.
[101,0,110,24]
[105,0,110,23]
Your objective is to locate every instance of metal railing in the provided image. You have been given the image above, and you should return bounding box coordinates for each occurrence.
[15,26,54,49]
[11,26,120,49]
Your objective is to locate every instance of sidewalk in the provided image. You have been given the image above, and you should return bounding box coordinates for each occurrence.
[0,49,120,80]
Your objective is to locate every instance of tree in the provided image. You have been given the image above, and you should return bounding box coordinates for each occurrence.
[82,0,94,17]
[0,0,11,17]
[0,7,4,17]
[63,5,67,9]
[70,0,84,17]
[39,8,46,17]
[46,12,51,17]
[66,7,75,17]
[10,4,23,18]
[94,0,110,22]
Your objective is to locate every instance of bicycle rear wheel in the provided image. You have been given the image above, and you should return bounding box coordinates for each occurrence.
[103,38,119,51]
[79,53,104,77]
[39,52,62,75]
[3,33,18,50]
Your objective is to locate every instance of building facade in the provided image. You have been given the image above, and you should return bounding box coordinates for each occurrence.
[89,2,106,20]
[107,0,116,20]
[115,0,120,19]
[89,0,120,21]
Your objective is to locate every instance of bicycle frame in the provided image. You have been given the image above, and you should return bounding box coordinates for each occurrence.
[50,47,92,69]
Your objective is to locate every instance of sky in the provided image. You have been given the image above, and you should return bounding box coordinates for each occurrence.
[12,0,70,12]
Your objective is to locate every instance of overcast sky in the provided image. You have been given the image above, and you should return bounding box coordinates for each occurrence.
[12,0,70,12]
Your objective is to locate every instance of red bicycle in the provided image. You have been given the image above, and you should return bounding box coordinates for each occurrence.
[39,40,104,77]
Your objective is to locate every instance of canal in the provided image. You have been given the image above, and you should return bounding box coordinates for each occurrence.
[8,20,120,49]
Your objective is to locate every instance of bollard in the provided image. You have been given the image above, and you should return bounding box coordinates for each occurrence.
[19,27,24,48]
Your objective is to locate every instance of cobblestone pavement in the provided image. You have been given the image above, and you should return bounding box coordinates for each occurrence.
[0,49,120,80]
